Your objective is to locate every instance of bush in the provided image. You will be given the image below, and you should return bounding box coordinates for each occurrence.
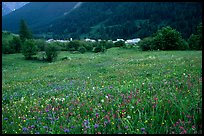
[67,40,81,51]
[22,39,38,59]
[105,41,114,49]
[83,42,94,51]
[188,23,202,50]
[78,46,86,54]
[188,34,201,50]
[114,41,126,48]
[138,37,154,51]
[10,36,22,53]
[93,42,106,53]
[35,39,47,51]
[2,39,15,54]
[152,26,188,50]
[45,43,59,62]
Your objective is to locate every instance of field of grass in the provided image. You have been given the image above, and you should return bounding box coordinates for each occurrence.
[2,48,202,134]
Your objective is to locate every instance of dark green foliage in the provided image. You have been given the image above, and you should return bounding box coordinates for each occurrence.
[3,2,202,40]
[105,41,114,49]
[137,37,154,51]
[19,19,32,42]
[83,42,94,52]
[34,39,47,51]
[78,46,86,54]
[45,43,59,62]
[2,40,15,54]
[93,42,106,53]
[11,36,22,53]
[153,26,188,50]
[114,41,126,48]
[2,31,19,54]
[139,26,189,51]
[22,39,38,59]
[188,23,202,50]
[188,34,201,50]
[67,40,81,51]
[57,42,67,51]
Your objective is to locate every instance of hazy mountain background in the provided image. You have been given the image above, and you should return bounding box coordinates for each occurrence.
[2,2,29,16]
[2,2,202,40]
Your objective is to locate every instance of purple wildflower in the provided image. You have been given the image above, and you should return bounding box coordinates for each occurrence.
[35,132,40,134]
[4,118,8,120]
[71,126,75,129]
[22,127,28,132]
[64,128,70,133]
[141,128,145,131]
[84,120,89,126]
[31,125,35,128]
[125,126,128,129]
[109,86,113,89]
[94,124,99,129]
[43,126,48,129]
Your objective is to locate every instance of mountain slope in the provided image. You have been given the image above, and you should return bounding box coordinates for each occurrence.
[2,3,12,16]
[2,2,78,33]
[2,2,29,16]
[2,2,202,40]
[41,2,202,39]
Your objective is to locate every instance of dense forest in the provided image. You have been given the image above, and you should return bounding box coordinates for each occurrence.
[2,2,202,40]
[38,2,202,40]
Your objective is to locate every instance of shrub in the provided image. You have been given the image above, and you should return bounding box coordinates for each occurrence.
[78,46,86,54]
[45,43,59,62]
[153,26,188,50]
[114,41,126,48]
[67,40,81,51]
[188,34,201,50]
[35,39,47,51]
[2,39,15,54]
[10,36,22,53]
[138,37,154,51]
[93,42,106,53]
[188,23,202,50]
[83,42,94,51]
[105,41,114,49]
[22,39,38,59]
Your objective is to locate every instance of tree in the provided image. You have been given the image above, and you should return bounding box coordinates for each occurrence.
[22,39,38,59]
[11,36,22,53]
[153,26,188,50]
[188,22,202,50]
[138,37,154,51]
[19,19,32,42]
[114,41,126,48]
[45,43,59,62]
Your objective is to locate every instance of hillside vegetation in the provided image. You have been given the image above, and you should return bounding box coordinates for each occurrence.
[2,2,202,40]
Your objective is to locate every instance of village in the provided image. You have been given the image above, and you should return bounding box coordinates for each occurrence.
[46,37,141,45]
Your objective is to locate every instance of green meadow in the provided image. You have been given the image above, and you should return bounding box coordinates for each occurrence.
[2,48,202,134]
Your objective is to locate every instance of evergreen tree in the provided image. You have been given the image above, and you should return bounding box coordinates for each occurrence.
[19,19,32,42]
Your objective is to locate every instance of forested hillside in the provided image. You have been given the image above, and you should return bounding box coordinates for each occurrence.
[2,2,78,33]
[2,2,202,40]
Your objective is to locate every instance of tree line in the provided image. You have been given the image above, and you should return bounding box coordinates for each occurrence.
[2,19,202,62]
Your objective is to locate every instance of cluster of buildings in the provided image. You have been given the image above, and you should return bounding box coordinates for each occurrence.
[46,37,141,45]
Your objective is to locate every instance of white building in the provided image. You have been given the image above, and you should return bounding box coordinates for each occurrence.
[125,38,141,44]
[85,38,96,42]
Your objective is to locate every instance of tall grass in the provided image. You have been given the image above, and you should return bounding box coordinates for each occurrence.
[2,48,202,134]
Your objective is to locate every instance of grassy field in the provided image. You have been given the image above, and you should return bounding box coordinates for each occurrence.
[2,48,202,134]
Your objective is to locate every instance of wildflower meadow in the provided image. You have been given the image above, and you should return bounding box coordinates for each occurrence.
[2,48,202,134]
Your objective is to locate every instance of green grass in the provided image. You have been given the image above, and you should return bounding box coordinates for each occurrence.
[2,48,202,134]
